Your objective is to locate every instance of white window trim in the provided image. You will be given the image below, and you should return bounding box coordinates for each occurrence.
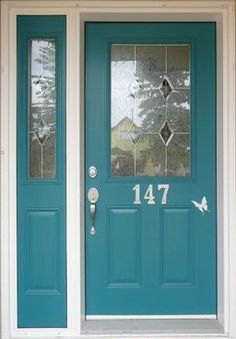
[0,1,235,338]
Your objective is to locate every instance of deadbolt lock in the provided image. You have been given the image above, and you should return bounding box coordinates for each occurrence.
[88,166,97,178]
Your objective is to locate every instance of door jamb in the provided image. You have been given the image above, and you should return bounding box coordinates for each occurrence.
[79,6,235,335]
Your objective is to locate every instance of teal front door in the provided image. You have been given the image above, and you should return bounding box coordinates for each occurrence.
[85,23,216,316]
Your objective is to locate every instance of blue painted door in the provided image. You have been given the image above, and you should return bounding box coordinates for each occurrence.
[86,23,216,316]
[17,16,66,327]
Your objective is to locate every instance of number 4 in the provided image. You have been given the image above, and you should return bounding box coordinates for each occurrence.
[158,184,169,205]
[144,185,155,205]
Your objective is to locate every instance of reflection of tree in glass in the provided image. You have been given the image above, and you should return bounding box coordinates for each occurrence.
[111,45,190,176]
[34,41,56,105]
[136,135,165,176]
[111,117,135,176]
[30,40,56,178]
[133,52,190,176]
[112,147,134,176]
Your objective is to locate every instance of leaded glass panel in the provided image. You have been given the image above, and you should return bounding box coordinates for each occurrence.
[29,39,56,179]
[111,44,190,176]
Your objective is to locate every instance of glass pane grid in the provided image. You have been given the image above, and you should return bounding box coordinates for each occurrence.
[29,39,56,179]
[111,44,190,177]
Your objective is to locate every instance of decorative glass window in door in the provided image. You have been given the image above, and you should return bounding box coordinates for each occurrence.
[111,45,190,177]
[29,40,56,178]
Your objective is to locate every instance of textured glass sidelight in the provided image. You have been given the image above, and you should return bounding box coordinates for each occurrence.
[29,40,56,178]
[111,45,190,176]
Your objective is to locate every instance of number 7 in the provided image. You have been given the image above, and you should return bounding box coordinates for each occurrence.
[158,184,169,205]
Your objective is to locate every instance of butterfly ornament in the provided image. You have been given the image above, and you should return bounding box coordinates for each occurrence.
[192,196,209,215]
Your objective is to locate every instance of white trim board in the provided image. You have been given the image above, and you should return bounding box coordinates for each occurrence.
[1,1,235,339]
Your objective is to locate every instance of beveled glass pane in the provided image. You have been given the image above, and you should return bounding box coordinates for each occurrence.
[136,135,165,176]
[111,45,135,89]
[167,90,190,133]
[167,134,190,176]
[111,132,134,176]
[111,44,191,177]
[137,91,166,134]
[136,46,165,84]
[111,88,136,128]
[159,77,173,100]
[167,46,190,88]
[159,120,174,146]
[43,134,56,178]
[128,123,143,144]
[29,134,41,178]
[29,39,56,179]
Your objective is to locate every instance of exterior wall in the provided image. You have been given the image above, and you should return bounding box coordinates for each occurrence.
[0,1,235,338]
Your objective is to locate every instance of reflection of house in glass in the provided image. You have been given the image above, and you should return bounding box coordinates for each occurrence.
[111,116,189,177]
[111,44,191,177]
[111,117,166,177]
[112,117,135,176]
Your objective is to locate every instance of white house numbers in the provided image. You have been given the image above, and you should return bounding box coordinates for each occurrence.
[132,185,209,215]
[132,184,170,205]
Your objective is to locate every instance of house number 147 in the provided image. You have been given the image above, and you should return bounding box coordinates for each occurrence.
[132,184,170,205]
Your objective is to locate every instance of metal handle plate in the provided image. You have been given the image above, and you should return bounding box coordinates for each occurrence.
[88,188,99,235]
[88,187,99,203]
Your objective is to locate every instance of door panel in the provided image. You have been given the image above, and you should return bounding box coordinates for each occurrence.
[85,23,216,315]
[161,207,194,286]
[107,207,141,287]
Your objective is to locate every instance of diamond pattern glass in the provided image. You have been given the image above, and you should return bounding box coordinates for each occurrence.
[159,77,173,100]
[128,123,143,144]
[111,45,190,176]
[34,119,51,145]
[29,40,56,178]
[159,120,174,146]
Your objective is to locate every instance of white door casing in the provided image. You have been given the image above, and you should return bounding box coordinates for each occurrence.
[0,1,235,338]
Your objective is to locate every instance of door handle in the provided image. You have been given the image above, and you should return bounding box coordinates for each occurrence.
[88,188,99,236]
[90,203,96,236]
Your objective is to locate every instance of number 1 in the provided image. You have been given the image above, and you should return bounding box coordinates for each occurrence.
[133,184,141,204]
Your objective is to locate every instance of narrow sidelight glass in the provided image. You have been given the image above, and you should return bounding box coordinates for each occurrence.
[29,39,56,178]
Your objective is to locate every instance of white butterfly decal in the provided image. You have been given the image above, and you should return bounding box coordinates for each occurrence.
[192,196,209,214]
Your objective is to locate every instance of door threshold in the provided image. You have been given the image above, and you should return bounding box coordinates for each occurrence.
[86,315,217,320]
[82,319,224,336]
